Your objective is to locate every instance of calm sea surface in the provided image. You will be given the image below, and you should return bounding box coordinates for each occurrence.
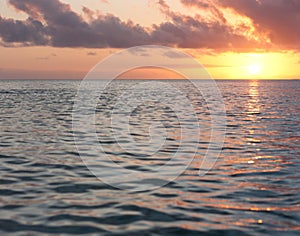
[0,80,299,235]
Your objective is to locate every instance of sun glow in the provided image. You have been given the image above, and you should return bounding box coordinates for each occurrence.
[248,64,261,75]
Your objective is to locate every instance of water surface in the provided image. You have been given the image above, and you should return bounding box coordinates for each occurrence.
[0,80,299,235]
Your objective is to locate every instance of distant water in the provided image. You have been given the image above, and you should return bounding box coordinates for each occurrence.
[0,79,299,236]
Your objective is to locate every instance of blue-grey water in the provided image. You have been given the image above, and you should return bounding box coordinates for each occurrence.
[0,80,299,235]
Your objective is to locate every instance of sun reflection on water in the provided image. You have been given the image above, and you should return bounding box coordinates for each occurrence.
[247,80,260,115]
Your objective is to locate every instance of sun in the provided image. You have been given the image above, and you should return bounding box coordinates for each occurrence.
[248,64,261,75]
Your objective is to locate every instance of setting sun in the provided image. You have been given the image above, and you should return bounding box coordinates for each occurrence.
[248,64,261,75]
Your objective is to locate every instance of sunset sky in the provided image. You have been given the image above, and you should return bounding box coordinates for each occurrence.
[0,0,300,79]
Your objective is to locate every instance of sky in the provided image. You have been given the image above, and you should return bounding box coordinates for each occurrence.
[0,0,300,79]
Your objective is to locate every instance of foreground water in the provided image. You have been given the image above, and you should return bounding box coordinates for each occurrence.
[0,80,299,235]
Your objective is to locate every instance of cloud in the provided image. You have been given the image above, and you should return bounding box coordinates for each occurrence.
[180,0,227,23]
[4,0,150,48]
[152,13,262,51]
[0,16,48,45]
[127,47,151,56]
[217,0,300,50]
[87,51,97,56]
[90,14,150,47]
[0,0,298,51]
[163,50,188,58]
[35,53,57,60]
[5,0,102,47]
[181,0,300,50]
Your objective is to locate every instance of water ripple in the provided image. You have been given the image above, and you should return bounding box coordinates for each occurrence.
[0,80,299,235]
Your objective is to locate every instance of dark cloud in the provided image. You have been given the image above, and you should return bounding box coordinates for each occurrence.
[144,1,264,51]
[87,51,97,56]
[151,13,261,51]
[163,50,187,58]
[82,6,95,21]
[217,0,300,50]
[90,15,150,47]
[4,0,149,48]
[156,0,171,15]
[35,53,57,59]
[180,0,300,51]
[128,47,147,54]
[0,16,48,45]
[181,0,211,9]
[0,0,298,51]
[180,0,227,23]
[5,0,102,47]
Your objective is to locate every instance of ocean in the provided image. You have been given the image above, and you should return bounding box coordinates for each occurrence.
[0,79,299,235]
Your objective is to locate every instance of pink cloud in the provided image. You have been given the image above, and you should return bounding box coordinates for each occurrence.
[0,0,298,51]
